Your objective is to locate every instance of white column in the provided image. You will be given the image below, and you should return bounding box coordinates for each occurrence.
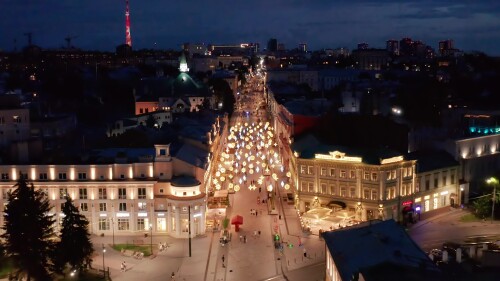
[175,207,180,236]
[201,204,206,235]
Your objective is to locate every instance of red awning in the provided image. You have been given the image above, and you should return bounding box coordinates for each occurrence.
[231,215,243,225]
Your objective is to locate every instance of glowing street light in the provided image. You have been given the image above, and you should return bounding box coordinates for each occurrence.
[486,177,499,222]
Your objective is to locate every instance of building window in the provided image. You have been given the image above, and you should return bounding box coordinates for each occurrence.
[78,173,87,180]
[98,188,107,199]
[80,203,88,212]
[364,172,370,180]
[340,187,347,197]
[137,218,145,231]
[59,173,67,180]
[300,165,306,174]
[442,173,447,186]
[99,203,107,212]
[308,182,314,193]
[79,188,87,199]
[363,189,370,199]
[371,190,378,201]
[350,170,356,179]
[1,173,9,180]
[118,218,129,230]
[340,170,346,178]
[371,173,378,181]
[39,173,48,180]
[425,175,430,190]
[329,184,336,195]
[118,188,126,199]
[320,168,327,176]
[434,174,439,188]
[451,172,455,184]
[307,166,314,175]
[349,188,356,198]
[99,218,110,230]
[301,182,307,192]
[138,202,147,211]
[321,183,327,194]
[329,168,336,177]
[119,202,127,211]
[138,188,146,199]
[59,188,68,199]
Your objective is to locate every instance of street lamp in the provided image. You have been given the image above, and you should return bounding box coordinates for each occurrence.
[111,217,115,246]
[486,177,498,222]
[149,225,153,256]
[102,244,106,279]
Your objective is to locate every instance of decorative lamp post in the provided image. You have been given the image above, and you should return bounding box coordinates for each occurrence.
[102,244,106,279]
[111,217,115,246]
[486,177,498,222]
[149,225,153,256]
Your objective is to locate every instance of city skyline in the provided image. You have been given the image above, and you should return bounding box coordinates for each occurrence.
[1,0,500,54]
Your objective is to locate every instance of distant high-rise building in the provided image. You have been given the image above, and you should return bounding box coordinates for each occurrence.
[299,43,307,52]
[439,39,454,56]
[267,38,278,52]
[182,43,206,56]
[277,43,285,51]
[386,39,399,55]
[334,47,350,57]
[357,42,369,50]
[125,0,132,47]
[399,37,413,56]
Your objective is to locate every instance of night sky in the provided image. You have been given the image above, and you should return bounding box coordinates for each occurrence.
[1,0,499,55]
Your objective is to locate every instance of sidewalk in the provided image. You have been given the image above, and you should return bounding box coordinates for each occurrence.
[275,189,326,281]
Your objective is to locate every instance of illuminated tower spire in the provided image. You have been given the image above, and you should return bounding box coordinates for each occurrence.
[125,0,132,46]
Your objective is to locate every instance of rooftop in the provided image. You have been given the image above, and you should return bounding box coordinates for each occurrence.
[406,150,459,173]
[323,219,441,281]
[291,134,404,165]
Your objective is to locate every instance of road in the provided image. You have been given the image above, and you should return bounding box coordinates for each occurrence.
[409,208,500,252]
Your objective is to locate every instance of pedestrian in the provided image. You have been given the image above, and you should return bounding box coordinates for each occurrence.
[259,187,262,193]
[303,248,307,258]
[244,235,247,243]
[256,210,258,217]
[171,272,175,280]
[222,255,226,268]
[222,254,225,263]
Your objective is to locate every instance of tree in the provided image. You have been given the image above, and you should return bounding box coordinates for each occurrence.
[208,78,235,116]
[472,196,492,219]
[1,177,55,280]
[54,197,94,273]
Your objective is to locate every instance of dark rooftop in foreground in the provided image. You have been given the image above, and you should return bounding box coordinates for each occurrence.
[406,150,459,173]
[323,219,441,281]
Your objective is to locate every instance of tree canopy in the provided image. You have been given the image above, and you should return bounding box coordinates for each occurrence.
[54,197,94,273]
[1,177,56,280]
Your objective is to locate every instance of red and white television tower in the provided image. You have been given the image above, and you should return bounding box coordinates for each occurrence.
[125,0,132,46]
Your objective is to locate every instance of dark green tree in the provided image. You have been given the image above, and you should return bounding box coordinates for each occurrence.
[472,196,492,219]
[208,78,235,116]
[54,197,94,273]
[1,177,55,280]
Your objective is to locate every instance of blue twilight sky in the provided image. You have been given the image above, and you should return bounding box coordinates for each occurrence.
[1,0,500,55]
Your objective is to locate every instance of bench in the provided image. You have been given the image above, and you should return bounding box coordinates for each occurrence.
[121,249,135,257]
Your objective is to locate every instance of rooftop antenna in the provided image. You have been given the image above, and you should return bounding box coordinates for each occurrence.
[64,35,78,49]
[23,32,32,46]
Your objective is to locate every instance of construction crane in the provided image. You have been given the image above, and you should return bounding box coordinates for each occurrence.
[24,32,32,46]
[64,35,78,49]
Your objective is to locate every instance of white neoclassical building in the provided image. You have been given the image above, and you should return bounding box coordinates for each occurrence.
[0,114,229,239]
